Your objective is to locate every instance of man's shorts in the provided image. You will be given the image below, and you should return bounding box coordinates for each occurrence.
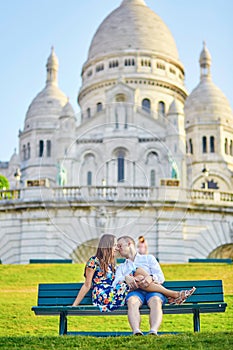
[126,289,167,305]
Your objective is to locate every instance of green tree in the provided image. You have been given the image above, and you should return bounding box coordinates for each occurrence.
[0,174,10,190]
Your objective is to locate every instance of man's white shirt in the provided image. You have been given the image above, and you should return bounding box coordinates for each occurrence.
[113,253,165,288]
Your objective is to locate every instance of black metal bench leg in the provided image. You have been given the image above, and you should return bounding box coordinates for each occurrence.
[59,312,67,335]
[193,309,200,332]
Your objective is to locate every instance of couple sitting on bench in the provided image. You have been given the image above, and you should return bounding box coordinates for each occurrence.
[72,234,196,336]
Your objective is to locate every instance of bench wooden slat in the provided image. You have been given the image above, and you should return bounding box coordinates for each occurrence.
[36,280,224,306]
[164,280,223,287]
[37,292,224,306]
[38,279,223,290]
[37,285,223,297]
[32,302,227,317]
[39,283,81,290]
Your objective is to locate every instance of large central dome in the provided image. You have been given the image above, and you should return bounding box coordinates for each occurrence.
[88,0,179,61]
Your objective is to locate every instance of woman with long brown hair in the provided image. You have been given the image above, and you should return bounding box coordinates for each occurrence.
[72,234,128,312]
[72,234,196,312]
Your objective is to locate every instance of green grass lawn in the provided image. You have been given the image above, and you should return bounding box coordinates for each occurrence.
[0,263,232,349]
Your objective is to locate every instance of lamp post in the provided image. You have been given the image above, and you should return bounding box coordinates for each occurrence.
[202,164,209,190]
[14,168,21,189]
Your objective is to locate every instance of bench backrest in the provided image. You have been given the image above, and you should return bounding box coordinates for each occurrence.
[36,280,224,306]
[189,258,232,264]
[30,259,73,264]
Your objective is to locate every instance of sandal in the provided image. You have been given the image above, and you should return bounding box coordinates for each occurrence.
[169,287,196,305]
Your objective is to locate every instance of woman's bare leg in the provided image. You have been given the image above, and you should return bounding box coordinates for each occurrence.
[134,267,180,298]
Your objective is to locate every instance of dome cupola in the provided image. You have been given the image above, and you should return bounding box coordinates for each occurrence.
[87,0,179,61]
[78,0,187,122]
[46,46,59,86]
[199,41,212,81]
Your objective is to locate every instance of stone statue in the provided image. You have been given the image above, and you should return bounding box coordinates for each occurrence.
[57,163,67,186]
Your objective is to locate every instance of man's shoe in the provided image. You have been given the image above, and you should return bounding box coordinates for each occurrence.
[133,330,144,336]
[148,330,158,336]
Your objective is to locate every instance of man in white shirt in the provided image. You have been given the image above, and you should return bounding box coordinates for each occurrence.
[113,235,166,336]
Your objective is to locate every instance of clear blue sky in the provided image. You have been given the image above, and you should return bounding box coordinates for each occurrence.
[0,0,232,161]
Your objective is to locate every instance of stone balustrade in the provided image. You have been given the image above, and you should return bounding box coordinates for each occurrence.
[0,186,233,206]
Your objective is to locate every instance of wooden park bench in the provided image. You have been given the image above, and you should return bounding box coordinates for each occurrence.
[29,259,73,264]
[189,258,232,264]
[32,280,227,336]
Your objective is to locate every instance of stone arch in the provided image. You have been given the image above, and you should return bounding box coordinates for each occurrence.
[80,152,98,186]
[145,151,159,165]
[115,93,127,102]
[184,219,233,260]
[192,172,231,192]
[208,243,233,259]
[70,238,99,263]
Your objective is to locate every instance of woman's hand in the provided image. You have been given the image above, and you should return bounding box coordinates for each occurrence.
[125,275,138,290]
[137,275,153,288]
[72,267,94,306]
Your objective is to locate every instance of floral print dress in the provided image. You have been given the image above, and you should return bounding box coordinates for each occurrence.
[86,256,130,312]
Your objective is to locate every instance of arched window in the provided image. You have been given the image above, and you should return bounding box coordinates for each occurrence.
[202,136,207,153]
[158,101,165,116]
[230,140,233,156]
[23,145,26,161]
[124,58,135,66]
[87,108,91,118]
[27,142,31,159]
[142,98,151,112]
[87,171,92,186]
[39,140,44,157]
[96,64,104,72]
[210,136,215,153]
[146,151,158,165]
[97,102,103,113]
[109,60,119,68]
[225,138,228,154]
[189,139,193,154]
[115,107,119,129]
[150,170,156,187]
[47,140,51,157]
[117,150,125,182]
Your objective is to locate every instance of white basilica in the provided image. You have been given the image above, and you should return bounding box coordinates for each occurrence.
[0,0,233,264]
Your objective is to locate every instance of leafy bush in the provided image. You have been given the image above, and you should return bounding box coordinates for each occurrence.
[0,174,10,190]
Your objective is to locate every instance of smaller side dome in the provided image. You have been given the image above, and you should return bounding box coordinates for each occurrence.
[25,48,67,124]
[60,100,75,118]
[168,99,184,115]
[185,43,233,124]
[9,149,20,165]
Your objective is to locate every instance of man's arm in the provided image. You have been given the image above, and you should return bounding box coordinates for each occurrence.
[149,255,165,284]
[112,264,125,288]
[136,255,165,289]
[113,261,138,289]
